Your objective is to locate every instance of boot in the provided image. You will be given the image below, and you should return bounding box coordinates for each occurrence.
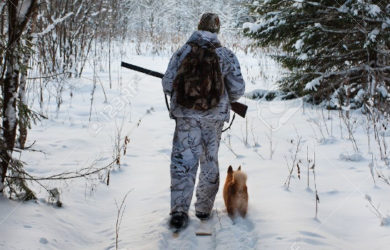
[169,212,189,230]
[195,211,210,221]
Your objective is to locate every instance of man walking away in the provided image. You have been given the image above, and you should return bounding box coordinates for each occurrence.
[162,13,245,231]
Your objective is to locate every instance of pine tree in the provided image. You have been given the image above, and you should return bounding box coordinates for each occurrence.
[244,0,390,109]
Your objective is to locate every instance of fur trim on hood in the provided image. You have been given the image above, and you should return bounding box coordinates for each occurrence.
[187,30,221,47]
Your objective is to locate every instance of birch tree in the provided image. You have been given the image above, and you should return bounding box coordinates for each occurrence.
[0,0,38,194]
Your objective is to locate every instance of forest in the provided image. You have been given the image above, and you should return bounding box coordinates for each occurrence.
[0,0,389,249]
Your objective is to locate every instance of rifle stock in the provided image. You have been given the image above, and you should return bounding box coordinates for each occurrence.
[230,102,247,118]
[121,61,247,118]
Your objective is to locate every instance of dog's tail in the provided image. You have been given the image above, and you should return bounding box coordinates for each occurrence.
[233,171,247,187]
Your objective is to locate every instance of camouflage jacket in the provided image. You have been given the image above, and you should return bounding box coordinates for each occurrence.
[162,30,245,122]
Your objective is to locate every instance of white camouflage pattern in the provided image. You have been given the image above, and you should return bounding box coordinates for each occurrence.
[162,30,245,122]
[170,118,224,214]
[163,30,245,215]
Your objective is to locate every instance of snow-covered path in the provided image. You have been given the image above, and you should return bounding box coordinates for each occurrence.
[1,52,390,250]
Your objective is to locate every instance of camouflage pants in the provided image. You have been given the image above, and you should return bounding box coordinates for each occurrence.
[170,117,224,215]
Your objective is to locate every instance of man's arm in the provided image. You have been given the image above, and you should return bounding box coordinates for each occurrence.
[223,50,245,102]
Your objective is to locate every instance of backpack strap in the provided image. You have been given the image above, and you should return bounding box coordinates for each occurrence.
[164,93,170,112]
[212,42,222,48]
[222,113,236,133]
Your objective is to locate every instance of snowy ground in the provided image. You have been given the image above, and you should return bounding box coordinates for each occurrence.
[1,44,390,250]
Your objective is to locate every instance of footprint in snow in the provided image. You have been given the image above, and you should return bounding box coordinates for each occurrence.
[158,209,259,250]
[158,149,171,155]
[158,210,219,250]
[215,213,259,250]
[39,238,48,244]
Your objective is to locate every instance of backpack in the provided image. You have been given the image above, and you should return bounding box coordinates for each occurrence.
[173,42,224,111]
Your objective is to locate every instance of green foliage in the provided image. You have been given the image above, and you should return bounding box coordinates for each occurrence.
[17,101,47,130]
[5,159,37,201]
[244,0,390,107]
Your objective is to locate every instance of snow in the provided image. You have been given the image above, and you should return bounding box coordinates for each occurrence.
[364,28,380,48]
[294,39,304,51]
[0,42,390,250]
[298,53,308,60]
[354,89,366,102]
[243,13,286,34]
[339,152,364,162]
[377,85,388,98]
[17,0,32,22]
[245,89,284,100]
[337,4,348,13]
[305,77,321,91]
[292,0,303,8]
[243,22,262,33]
[367,4,381,17]
[5,99,16,129]
[0,2,5,14]
[32,12,74,38]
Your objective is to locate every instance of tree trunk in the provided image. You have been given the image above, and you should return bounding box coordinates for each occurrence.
[0,0,37,190]
[18,9,38,149]
[1,48,19,188]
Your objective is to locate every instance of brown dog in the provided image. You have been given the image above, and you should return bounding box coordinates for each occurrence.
[223,166,248,218]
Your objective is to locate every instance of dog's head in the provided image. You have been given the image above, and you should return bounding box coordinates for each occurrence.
[228,166,246,183]
[227,165,242,174]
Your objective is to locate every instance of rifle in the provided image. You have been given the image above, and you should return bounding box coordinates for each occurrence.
[121,62,247,118]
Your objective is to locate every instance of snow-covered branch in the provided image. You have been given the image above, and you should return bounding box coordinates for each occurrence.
[305,65,390,91]
[17,0,33,22]
[0,2,6,14]
[32,12,74,38]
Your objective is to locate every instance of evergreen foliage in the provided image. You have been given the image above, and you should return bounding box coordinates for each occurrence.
[244,0,390,108]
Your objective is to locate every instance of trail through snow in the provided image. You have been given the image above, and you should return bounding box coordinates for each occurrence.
[0,51,390,250]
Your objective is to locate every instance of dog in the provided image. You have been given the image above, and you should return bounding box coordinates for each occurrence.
[223,165,248,218]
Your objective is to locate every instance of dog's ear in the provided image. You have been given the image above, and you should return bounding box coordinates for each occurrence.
[238,166,241,171]
[228,165,233,174]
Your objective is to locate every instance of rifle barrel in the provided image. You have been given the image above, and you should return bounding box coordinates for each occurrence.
[121,62,164,79]
[120,61,247,118]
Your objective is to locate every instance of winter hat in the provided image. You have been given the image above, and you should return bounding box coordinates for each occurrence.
[198,13,220,33]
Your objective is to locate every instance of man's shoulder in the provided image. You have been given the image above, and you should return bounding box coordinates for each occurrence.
[216,46,233,53]
[175,44,191,57]
[216,47,238,62]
